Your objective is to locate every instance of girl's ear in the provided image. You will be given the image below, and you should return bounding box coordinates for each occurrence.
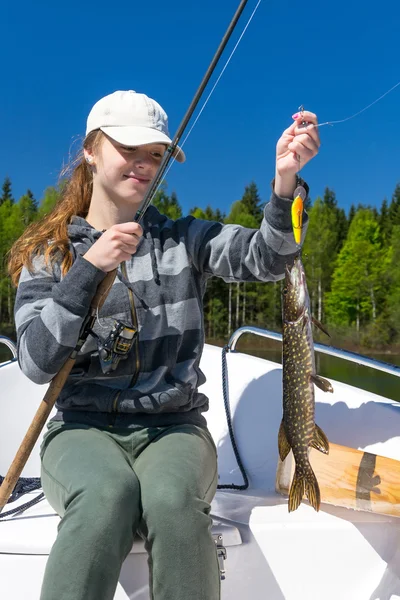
[84,149,95,165]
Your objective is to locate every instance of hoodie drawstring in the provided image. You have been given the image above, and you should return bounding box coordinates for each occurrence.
[146,227,161,286]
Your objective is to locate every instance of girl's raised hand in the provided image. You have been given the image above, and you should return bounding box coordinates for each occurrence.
[274,111,320,198]
[276,110,320,176]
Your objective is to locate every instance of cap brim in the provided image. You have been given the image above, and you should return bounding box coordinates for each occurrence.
[100,126,186,163]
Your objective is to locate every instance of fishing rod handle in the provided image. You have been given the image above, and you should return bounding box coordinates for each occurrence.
[0,356,76,511]
[0,269,117,511]
[91,268,117,310]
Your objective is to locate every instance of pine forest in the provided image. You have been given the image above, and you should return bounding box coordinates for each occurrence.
[1,176,400,358]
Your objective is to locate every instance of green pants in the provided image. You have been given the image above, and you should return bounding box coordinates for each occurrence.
[40,421,220,600]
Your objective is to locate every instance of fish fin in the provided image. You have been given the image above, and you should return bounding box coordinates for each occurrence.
[288,464,321,512]
[304,468,321,512]
[302,316,308,333]
[310,373,334,393]
[278,420,291,461]
[312,316,331,337]
[310,424,330,454]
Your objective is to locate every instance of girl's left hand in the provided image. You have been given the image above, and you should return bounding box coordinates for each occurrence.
[274,111,320,197]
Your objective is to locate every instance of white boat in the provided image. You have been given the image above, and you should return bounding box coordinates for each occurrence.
[1,327,400,600]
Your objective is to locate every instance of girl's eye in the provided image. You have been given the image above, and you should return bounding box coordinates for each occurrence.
[122,146,137,152]
[151,152,163,158]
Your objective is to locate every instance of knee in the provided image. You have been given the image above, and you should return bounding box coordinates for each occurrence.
[144,485,212,536]
[148,484,190,514]
[65,475,140,532]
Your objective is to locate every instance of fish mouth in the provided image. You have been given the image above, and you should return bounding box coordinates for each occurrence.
[289,256,306,288]
[284,256,307,313]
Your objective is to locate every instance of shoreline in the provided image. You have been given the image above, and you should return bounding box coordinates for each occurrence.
[2,325,400,358]
[206,336,400,358]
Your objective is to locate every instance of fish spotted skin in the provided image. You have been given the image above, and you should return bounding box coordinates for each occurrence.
[279,255,331,512]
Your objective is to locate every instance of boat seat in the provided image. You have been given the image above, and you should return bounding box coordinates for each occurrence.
[0,491,242,556]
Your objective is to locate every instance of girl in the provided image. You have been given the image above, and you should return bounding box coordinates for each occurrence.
[8,90,320,600]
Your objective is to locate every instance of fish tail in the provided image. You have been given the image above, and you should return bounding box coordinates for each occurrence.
[288,462,321,513]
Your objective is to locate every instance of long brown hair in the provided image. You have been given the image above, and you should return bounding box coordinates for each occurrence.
[8,130,104,286]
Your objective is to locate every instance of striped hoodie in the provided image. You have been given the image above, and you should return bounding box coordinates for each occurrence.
[14,190,308,429]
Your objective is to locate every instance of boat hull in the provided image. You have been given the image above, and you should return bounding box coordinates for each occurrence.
[2,342,400,599]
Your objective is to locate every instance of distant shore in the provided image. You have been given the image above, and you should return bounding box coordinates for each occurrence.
[2,324,400,360]
[206,335,400,359]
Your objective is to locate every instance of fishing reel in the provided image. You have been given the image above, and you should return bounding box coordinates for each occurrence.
[91,320,137,375]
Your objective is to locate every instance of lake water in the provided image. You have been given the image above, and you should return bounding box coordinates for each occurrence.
[230,341,400,403]
[1,336,399,402]
[0,343,16,364]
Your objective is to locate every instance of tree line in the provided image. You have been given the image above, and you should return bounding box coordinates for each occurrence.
[1,175,400,350]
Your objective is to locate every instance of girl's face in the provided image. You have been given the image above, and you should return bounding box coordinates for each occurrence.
[87,134,166,207]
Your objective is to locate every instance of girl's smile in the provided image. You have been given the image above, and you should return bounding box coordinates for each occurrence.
[84,135,166,228]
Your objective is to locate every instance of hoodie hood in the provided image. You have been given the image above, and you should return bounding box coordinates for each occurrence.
[68,206,166,244]
[67,206,167,284]
[68,216,103,247]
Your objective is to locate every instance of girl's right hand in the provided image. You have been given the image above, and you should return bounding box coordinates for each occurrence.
[83,222,144,272]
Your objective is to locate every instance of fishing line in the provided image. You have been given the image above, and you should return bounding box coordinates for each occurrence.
[61,0,261,191]
[162,4,400,185]
[317,78,400,128]
[296,78,400,172]
[161,0,263,182]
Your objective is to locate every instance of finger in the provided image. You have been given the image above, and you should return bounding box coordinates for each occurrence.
[288,140,315,158]
[294,122,320,147]
[282,122,297,137]
[130,233,142,244]
[119,242,139,256]
[293,110,318,126]
[294,119,320,137]
[114,222,144,237]
[108,229,143,248]
[292,133,320,154]
[118,232,142,247]
[293,111,320,143]
[288,140,318,161]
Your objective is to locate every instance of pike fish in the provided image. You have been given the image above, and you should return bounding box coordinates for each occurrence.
[279,255,333,512]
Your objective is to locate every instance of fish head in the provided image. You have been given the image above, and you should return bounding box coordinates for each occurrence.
[282,256,309,321]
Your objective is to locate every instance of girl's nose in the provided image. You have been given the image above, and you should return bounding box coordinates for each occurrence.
[133,150,150,167]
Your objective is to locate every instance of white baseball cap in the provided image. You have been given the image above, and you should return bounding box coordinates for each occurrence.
[86,90,185,163]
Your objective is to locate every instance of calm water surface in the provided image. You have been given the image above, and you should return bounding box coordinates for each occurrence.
[232,340,400,403]
[0,342,16,364]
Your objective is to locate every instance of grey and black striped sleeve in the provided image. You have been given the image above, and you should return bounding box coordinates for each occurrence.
[14,254,106,384]
[188,191,308,283]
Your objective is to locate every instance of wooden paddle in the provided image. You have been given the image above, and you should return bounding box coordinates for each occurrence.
[0,269,116,512]
[276,441,400,517]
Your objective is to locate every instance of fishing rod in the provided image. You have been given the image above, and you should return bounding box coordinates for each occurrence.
[134,0,251,222]
[0,0,252,513]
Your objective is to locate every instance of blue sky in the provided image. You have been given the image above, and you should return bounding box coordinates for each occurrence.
[1,0,400,216]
